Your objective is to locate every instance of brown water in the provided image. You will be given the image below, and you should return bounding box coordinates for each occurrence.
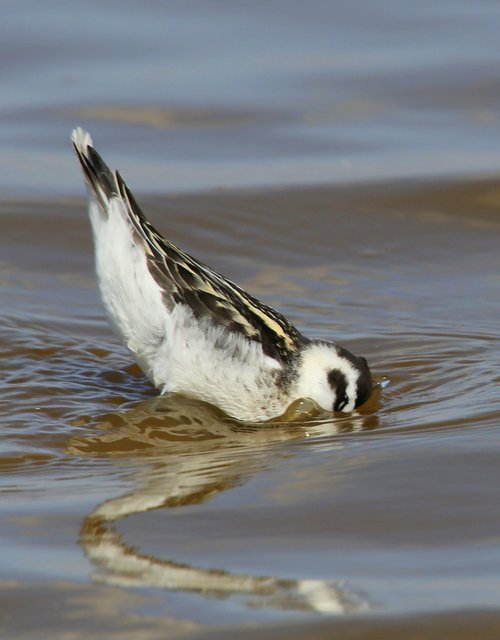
[1,1,500,638]
[2,181,499,637]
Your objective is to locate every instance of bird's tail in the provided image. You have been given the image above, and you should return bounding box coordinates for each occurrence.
[71,127,121,209]
[71,127,155,247]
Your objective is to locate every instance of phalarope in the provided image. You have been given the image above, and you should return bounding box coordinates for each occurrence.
[72,128,372,422]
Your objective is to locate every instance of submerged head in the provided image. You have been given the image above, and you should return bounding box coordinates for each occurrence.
[295,341,372,413]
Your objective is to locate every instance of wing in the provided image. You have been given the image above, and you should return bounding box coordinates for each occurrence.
[116,175,307,364]
[72,129,307,365]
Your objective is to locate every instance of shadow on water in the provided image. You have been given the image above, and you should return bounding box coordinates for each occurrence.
[69,394,382,614]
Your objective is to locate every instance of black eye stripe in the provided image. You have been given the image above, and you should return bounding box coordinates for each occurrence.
[354,357,372,408]
[328,369,348,411]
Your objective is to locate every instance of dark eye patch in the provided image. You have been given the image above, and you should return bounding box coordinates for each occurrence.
[328,369,348,412]
[355,356,372,408]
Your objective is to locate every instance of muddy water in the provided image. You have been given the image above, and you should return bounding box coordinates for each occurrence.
[2,181,499,638]
[1,0,500,638]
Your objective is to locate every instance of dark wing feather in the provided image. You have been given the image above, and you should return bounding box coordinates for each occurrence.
[116,174,306,363]
[73,138,119,210]
[73,133,306,364]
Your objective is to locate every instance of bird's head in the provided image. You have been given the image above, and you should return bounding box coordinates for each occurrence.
[295,341,372,413]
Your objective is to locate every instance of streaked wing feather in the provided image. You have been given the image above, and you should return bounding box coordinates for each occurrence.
[73,131,306,364]
[114,174,306,363]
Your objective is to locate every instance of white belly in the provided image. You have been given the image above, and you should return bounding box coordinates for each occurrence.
[89,196,288,421]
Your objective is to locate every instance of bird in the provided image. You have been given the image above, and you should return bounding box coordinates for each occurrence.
[71,127,372,422]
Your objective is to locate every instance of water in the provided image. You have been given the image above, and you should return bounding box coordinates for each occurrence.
[1,2,500,638]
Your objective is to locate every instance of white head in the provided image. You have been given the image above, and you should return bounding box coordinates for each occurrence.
[294,342,372,413]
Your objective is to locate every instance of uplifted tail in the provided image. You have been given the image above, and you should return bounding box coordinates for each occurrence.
[71,128,169,378]
[72,127,143,224]
[71,127,120,209]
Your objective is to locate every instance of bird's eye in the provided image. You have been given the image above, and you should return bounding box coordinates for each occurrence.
[335,395,349,412]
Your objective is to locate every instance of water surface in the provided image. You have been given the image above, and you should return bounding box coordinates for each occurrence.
[2,181,499,637]
[1,1,500,638]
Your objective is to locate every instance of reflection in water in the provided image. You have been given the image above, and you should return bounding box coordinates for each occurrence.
[70,395,374,614]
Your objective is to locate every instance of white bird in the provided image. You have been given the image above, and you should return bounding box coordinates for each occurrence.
[72,128,372,422]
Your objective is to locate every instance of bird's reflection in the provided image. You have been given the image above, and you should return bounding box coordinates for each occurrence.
[70,394,379,614]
